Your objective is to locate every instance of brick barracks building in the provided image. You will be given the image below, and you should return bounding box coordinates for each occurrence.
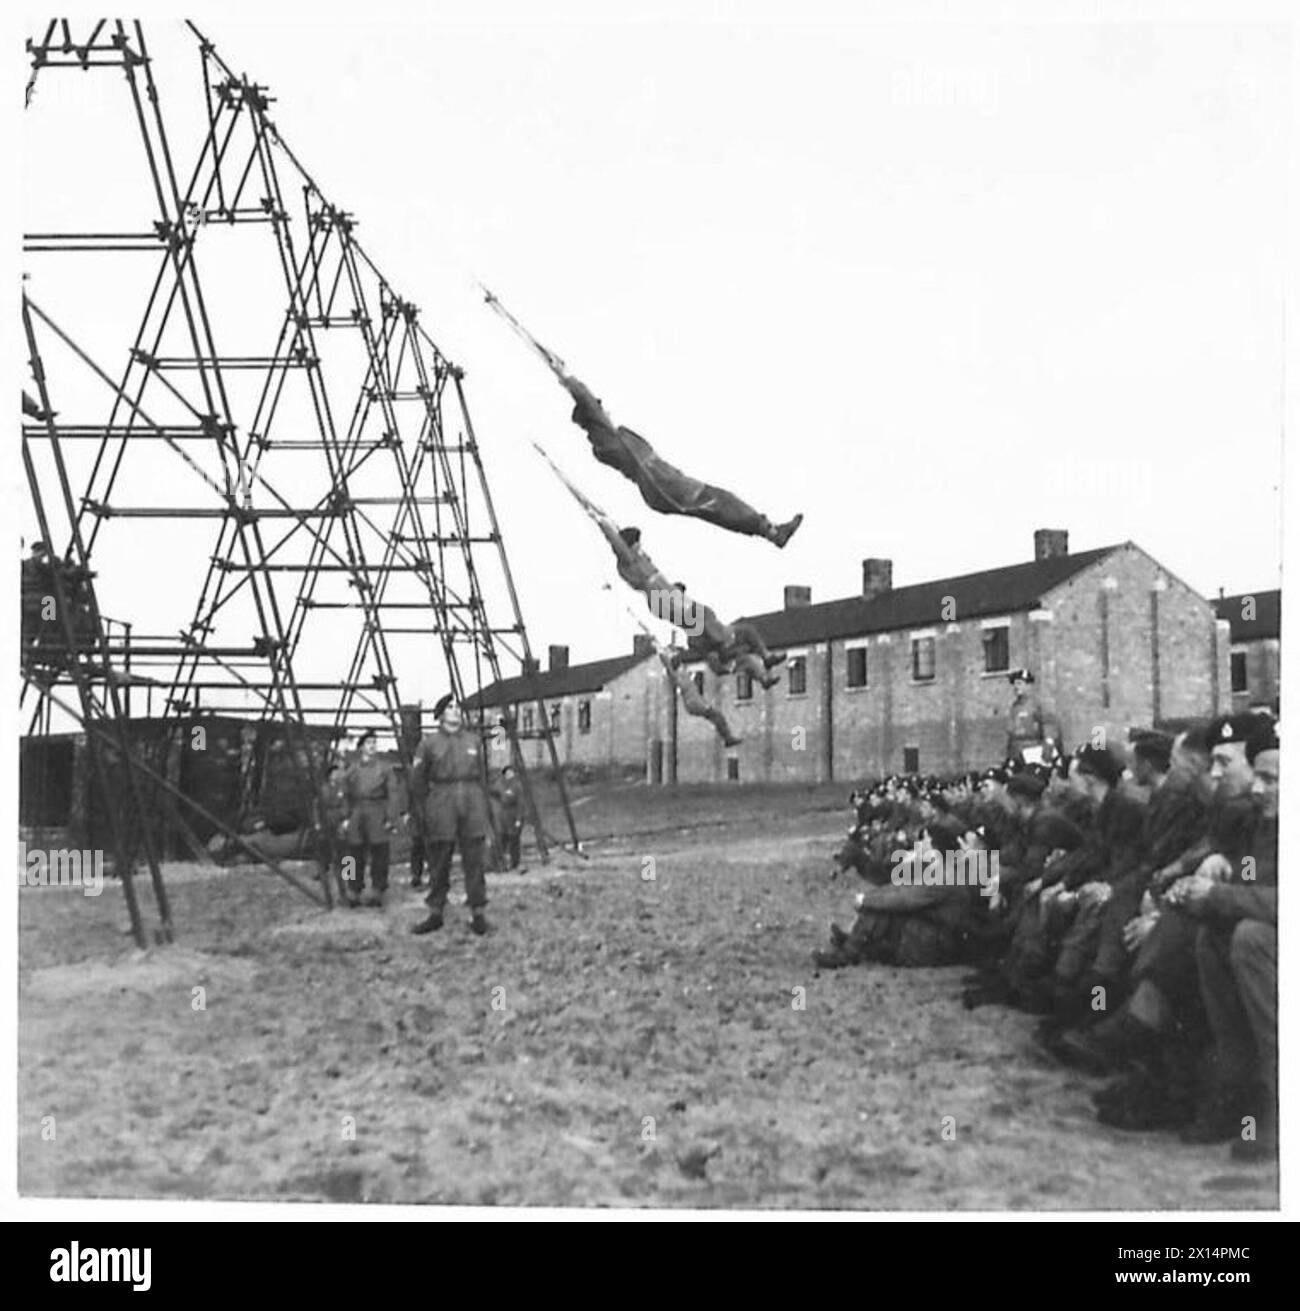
[1215,588,1281,715]
[471,530,1258,784]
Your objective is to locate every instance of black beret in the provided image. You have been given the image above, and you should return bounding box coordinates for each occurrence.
[1131,730,1173,771]
[431,693,455,718]
[1075,744,1124,786]
[1207,712,1271,747]
[925,817,967,854]
[1006,772,1047,801]
[1008,668,1035,684]
[1246,720,1279,763]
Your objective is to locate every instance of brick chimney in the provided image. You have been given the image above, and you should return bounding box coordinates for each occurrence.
[783,585,812,609]
[862,558,893,600]
[1034,529,1069,561]
[547,644,570,672]
[521,656,540,677]
[632,633,655,659]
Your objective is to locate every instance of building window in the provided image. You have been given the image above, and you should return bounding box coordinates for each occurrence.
[737,669,754,701]
[788,655,808,696]
[522,706,535,734]
[691,671,705,697]
[846,646,868,688]
[1230,650,1248,694]
[982,625,1010,673]
[911,636,936,682]
[549,704,561,733]
[903,746,920,774]
[577,699,592,733]
[726,757,740,781]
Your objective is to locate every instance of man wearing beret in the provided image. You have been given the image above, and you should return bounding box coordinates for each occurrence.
[1004,670,1059,764]
[1182,721,1278,1159]
[1081,730,1209,1003]
[342,730,401,907]
[813,819,990,970]
[1053,716,1270,1128]
[411,699,494,936]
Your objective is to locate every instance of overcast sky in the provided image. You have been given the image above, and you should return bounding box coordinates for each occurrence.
[15,2,1289,711]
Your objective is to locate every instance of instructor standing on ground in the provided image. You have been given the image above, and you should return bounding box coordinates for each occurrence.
[411,698,493,937]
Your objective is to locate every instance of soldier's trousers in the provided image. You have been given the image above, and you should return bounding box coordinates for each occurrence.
[346,842,389,892]
[1090,871,1147,987]
[425,838,487,913]
[1196,920,1277,1101]
[409,834,427,884]
[501,824,522,870]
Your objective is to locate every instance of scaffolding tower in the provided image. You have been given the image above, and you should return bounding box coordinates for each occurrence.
[21,19,580,943]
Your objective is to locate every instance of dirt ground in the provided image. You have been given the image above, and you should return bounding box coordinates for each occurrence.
[18,782,1279,1210]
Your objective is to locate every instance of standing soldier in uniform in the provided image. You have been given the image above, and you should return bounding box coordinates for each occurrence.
[315,755,348,901]
[404,757,430,889]
[491,765,525,871]
[1005,669,1055,763]
[411,700,493,936]
[343,730,400,907]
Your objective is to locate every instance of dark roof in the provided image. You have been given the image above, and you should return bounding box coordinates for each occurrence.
[466,652,649,710]
[732,546,1119,649]
[1215,590,1281,642]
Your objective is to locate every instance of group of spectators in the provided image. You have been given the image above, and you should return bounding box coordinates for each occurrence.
[815,713,1280,1165]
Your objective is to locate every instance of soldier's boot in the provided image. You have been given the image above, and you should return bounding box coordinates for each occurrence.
[361,887,385,908]
[762,652,787,668]
[471,910,491,936]
[811,947,850,969]
[770,513,803,548]
[1229,1104,1277,1164]
[1051,1010,1159,1076]
[1180,1084,1258,1145]
[411,911,444,935]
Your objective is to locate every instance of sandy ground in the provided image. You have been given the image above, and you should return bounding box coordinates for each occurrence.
[18,783,1278,1210]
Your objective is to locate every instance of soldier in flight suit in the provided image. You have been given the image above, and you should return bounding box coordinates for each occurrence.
[411,700,493,936]
[342,730,400,907]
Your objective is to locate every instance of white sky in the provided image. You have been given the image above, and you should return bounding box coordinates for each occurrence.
[10,1,1290,708]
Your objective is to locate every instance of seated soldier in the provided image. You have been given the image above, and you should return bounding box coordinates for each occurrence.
[1048,714,1270,1132]
[1184,721,1277,1161]
[813,820,992,970]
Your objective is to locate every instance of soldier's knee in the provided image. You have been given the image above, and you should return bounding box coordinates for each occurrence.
[1230,919,1274,966]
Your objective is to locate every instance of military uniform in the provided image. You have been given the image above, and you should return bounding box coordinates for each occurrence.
[564,374,796,543]
[491,774,525,870]
[662,653,741,746]
[1005,692,1049,760]
[312,772,346,896]
[415,727,492,915]
[1194,814,1277,1146]
[343,757,399,899]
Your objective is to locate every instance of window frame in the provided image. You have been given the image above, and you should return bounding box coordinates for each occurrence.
[911,634,937,683]
[787,653,808,697]
[845,643,869,689]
